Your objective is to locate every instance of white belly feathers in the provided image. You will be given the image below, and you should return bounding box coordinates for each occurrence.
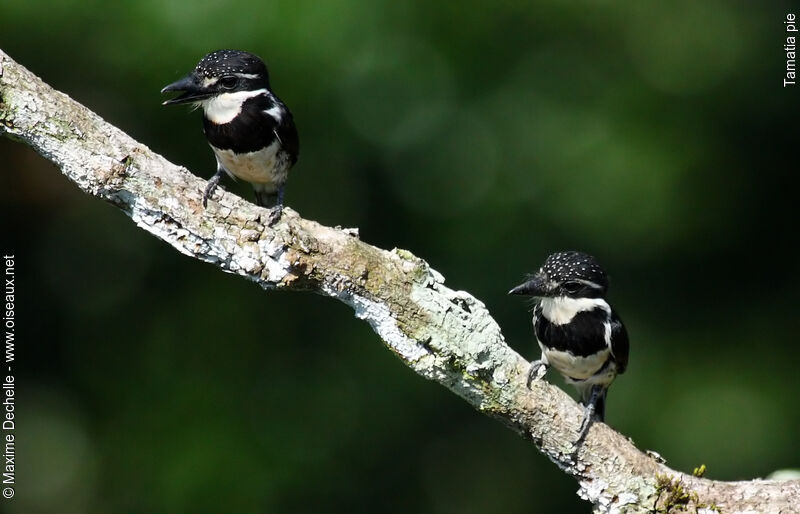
[211,141,290,189]
[541,344,613,383]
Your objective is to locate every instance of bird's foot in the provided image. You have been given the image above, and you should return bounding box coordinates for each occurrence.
[266,205,283,226]
[202,175,223,208]
[563,404,596,464]
[577,402,595,441]
[526,360,548,388]
[576,386,602,442]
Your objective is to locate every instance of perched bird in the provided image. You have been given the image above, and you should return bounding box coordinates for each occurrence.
[509,251,629,439]
[161,49,299,222]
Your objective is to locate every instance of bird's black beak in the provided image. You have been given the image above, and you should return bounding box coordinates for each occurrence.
[508,273,549,296]
[161,74,213,105]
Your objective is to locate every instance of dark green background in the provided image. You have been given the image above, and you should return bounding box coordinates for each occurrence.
[2,1,798,512]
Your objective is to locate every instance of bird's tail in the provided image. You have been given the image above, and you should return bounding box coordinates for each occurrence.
[580,385,608,422]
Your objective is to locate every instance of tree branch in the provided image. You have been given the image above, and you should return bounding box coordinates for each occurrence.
[1,48,796,513]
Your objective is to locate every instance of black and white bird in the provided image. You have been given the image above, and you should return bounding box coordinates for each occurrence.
[509,251,629,439]
[161,49,299,221]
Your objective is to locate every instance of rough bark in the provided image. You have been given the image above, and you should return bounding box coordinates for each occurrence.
[1,48,797,513]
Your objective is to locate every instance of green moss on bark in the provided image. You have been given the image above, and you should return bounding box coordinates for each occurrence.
[654,472,721,513]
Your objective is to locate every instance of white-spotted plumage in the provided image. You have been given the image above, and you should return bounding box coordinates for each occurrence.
[512,251,630,430]
[162,49,299,210]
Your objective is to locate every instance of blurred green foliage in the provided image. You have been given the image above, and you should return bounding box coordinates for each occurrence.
[2,1,798,512]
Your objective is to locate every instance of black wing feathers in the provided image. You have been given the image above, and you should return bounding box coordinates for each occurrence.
[609,310,629,374]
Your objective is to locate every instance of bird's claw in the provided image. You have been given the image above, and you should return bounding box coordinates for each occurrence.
[202,185,214,208]
[266,205,283,226]
[526,360,548,388]
[578,405,594,441]
[577,386,601,442]
[202,175,223,208]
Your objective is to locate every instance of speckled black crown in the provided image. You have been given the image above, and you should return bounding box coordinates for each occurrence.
[195,50,270,85]
[540,251,608,290]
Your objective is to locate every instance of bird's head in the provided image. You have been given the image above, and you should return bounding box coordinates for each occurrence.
[508,251,609,299]
[161,50,271,107]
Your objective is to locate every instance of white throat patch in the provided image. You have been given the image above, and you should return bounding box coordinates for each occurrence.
[539,296,610,325]
[201,89,267,125]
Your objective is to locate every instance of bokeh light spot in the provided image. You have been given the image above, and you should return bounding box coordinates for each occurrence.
[626,1,743,94]
[339,36,455,150]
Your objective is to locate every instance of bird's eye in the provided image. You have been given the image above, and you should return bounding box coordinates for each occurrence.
[220,76,238,89]
[562,281,582,294]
